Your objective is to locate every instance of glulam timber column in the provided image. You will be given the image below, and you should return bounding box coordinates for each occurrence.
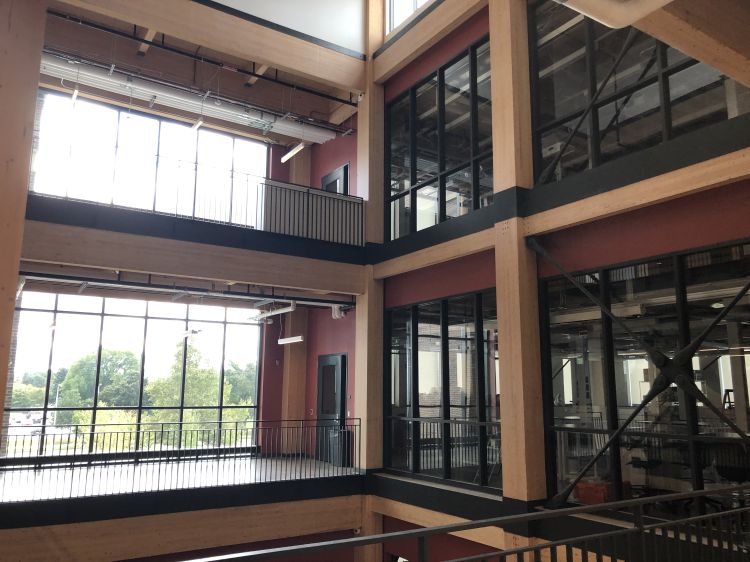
[353,3,385,559]
[489,0,547,503]
[0,0,47,434]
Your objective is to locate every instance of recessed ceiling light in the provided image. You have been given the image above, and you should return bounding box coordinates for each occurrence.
[711,302,725,309]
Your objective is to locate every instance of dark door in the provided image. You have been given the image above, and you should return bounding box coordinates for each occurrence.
[316,354,347,464]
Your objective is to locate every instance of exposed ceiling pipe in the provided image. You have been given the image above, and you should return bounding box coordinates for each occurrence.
[553,0,675,28]
[40,53,337,144]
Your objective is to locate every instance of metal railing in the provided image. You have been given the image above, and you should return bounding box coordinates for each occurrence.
[30,171,365,246]
[183,484,750,561]
[0,418,361,502]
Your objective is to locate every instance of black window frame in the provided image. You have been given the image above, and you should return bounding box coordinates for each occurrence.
[384,35,492,242]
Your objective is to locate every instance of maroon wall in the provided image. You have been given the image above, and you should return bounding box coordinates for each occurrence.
[310,115,358,195]
[384,7,489,102]
[258,321,284,422]
[268,144,291,183]
[382,517,496,561]
[538,180,750,276]
[384,250,495,308]
[305,307,357,421]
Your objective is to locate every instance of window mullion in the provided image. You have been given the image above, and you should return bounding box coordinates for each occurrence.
[469,45,480,209]
[440,299,451,480]
[438,69,446,222]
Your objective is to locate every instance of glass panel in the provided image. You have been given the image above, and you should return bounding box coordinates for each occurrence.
[148,301,187,319]
[223,323,260,406]
[390,0,414,31]
[104,297,147,316]
[445,167,472,219]
[475,41,492,153]
[140,409,181,449]
[609,259,683,434]
[598,83,663,164]
[92,409,138,453]
[669,63,731,139]
[557,428,614,502]
[9,311,53,410]
[536,12,588,127]
[415,183,438,231]
[188,304,225,321]
[417,301,442,419]
[539,117,590,182]
[593,26,658,99]
[443,55,472,170]
[482,289,501,489]
[183,321,223,407]
[415,75,439,183]
[155,121,197,216]
[225,307,257,323]
[547,274,608,430]
[143,319,186,407]
[478,156,493,208]
[181,409,220,446]
[98,316,144,407]
[195,129,233,222]
[390,307,413,472]
[390,193,411,240]
[113,113,159,210]
[232,138,267,227]
[320,366,338,415]
[52,313,102,421]
[56,294,102,313]
[221,407,256,447]
[20,291,56,310]
[620,434,692,495]
[32,93,73,197]
[388,95,411,196]
[684,245,750,436]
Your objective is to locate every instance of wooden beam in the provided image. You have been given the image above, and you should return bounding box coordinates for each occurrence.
[489,0,533,190]
[495,218,546,502]
[0,496,362,561]
[368,496,506,549]
[636,0,750,87]
[373,0,487,83]
[136,27,157,56]
[525,147,750,236]
[57,0,366,92]
[245,63,269,86]
[330,101,358,126]
[354,266,384,469]
[21,221,365,295]
[0,0,47,436]
[373,228,494,279]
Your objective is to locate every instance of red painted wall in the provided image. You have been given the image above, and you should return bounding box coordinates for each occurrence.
[538,180,750,277]
[305,307,357,421]
[384,250,495,308]
[268,144,291,183]
[310,115,358,196]
[382,516,496,561]
[258,321,284,422]
[384,8,490,102]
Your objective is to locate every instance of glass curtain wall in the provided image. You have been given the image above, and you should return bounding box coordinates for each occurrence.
[531,1,750,184]
[386,0,432,33]
[543,243,750,503]
[386,37,493,241]
[31,90,269,225]
[6,291,261,452]
[386,289,500,489]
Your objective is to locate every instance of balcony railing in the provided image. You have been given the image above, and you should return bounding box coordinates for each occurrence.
[29,172,365,247]
[0,418,361,502]
[182,483,750,561]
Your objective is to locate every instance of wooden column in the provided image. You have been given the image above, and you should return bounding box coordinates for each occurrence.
[354,266,384,469]
[288,146,311,186]
[357,0,385,244]
[280,308,308,451]
[489,0,545,501]
[354,495,383,562]
[0,0,47,433]
[489,0,533,191]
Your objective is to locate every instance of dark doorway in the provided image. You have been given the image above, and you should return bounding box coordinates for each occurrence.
[316,354,349,464]
[321,163,349,195]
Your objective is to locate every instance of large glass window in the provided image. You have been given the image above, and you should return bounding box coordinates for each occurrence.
[543,242,750,503]
[386,0,433,34]
[385,38,492,240]
[532,1,749,184]
[6,290,261,450]
[386,289,500,489]
[31,90,268,225]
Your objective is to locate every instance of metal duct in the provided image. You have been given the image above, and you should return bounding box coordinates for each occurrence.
[40,53,337,144]
[554,0,674,28]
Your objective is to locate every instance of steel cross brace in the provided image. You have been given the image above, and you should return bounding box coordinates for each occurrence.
[527,237,750,508]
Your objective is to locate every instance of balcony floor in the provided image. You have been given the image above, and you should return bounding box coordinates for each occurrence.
[0,455,357,502]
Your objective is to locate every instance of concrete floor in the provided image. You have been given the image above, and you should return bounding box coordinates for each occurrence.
[0,455,358,502]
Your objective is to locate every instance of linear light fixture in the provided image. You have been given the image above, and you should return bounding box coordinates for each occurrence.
[192,118,203,130]
[278,335,304,345]
[256,301,296,320]
[280,142,305,163]
[40,53,337,145]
